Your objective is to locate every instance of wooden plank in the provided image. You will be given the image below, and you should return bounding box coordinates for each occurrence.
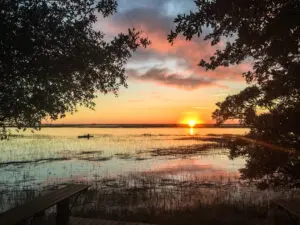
[272,198,300,218]
[31,216,157,225]
[70,217,157,225]
[0,184,89,225]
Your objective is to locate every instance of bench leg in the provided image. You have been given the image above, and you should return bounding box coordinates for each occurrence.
[268,204,276,225]
[56,198,70,225]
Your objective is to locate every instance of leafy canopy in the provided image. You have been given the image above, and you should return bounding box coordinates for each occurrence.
[169,0,300,143]
[222,136,300,189]
[0,0,149,129]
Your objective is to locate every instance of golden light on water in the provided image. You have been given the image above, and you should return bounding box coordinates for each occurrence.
[188,120,196,135]
[189,127,194,135]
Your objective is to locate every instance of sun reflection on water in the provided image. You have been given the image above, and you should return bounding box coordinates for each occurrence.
[189,127,194,136]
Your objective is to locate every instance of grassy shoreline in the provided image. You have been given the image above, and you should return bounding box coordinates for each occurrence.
[2,173,297,224]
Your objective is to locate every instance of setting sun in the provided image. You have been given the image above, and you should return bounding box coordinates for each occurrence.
[179,111,203,127]
[188,120,196,127]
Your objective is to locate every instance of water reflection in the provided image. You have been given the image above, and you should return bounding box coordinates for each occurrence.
[189,128,194,136]
[221,136,300,189]
[0,128,248,189]
[148,158,240,181]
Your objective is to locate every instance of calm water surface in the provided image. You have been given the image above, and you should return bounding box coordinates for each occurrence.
[0,127,248,189]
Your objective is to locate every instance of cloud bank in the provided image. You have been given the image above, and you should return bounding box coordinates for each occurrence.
[128,68,228,90]
[96,0,250,90]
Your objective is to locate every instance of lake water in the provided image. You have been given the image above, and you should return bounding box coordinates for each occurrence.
[0,127,248,188]
[1,127,264,213]
[1,127,298,219]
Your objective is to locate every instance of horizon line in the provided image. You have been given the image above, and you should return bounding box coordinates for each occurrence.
[39,123,246,128]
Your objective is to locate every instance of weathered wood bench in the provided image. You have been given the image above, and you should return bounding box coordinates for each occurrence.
[0,184,89,225]
[269,198,300,225]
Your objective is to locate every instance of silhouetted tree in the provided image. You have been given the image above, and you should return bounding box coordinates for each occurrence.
[0,0,149,132]
[169,0,300,146]
[223,137,300,189]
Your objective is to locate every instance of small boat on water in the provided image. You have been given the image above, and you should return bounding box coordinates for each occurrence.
[78,134,93,139]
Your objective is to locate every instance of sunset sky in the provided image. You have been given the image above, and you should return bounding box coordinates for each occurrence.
[50,0,250,125]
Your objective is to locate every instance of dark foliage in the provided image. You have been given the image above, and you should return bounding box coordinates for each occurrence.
[169,0,300,145]
[222,136,300,189]
[0,0,150,130]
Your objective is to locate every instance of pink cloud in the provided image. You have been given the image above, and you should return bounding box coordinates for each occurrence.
[99,7,251,89]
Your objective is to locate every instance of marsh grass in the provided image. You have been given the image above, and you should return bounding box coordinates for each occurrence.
[0,186,41,214]
[146,143,224,157]
[0,157,71,167]
[0,165,296,225]
[70,173,277,225]
[0,172,294,225]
